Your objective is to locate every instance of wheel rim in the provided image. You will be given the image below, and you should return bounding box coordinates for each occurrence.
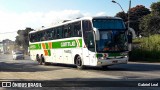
[36,56,41,64]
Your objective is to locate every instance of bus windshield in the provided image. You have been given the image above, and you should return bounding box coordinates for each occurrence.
[93,19,125,29]
[96,30,128,52]
[93,19,127,52]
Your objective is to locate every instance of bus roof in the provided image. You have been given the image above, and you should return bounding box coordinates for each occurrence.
[29,16,122,34]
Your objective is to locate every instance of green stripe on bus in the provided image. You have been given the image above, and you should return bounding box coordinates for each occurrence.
[108,53,121,57]
[39,43,42,49]
[48,50,51,56]
[52,39,82,49]
[96,54,102,58]
[30,39,82,50]
[45,43,49,49]
[79,39,82,47]
[29,44,41,50]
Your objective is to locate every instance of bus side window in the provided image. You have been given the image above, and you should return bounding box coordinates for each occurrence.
[82,20,95,51]
[54,29,57,39]
[38,32,43,41]
[59,27,63,39]
[37,32,42,42]
[63,24,71,38]
[56,27,62,39]
[56,28,59,39]
[82,20,92,32]
[34,34,39,42]
[51,29,55,39]
[77,22,81,37]
[68,24,71,37]
[70,23,74,37]
[73,21,81,37]
[82,20,92,38]
[41,33,45,41]
[30,34,34,42]
[46,29,52,40]
[64,25,68,38]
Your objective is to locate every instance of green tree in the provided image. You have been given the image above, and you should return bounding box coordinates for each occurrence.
[115,11,127,22]
[139,15,160,36]
[129,5,150,35]
[15,27,33,54]
[129,5,150,20]
[150,1,160,16]
[115,5,150,35]
[139,1,160,36]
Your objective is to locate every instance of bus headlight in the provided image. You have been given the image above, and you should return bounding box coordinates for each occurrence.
[124,56,128,58]
[98,57,106,60]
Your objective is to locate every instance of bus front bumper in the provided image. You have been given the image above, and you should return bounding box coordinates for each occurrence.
[97,57,128,66]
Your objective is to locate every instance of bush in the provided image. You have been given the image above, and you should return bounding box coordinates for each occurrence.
[130,34,160,62]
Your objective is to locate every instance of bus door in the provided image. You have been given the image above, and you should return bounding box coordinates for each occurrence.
[88,32,96,65]
[83,46,90,65]
[83,31,95,65]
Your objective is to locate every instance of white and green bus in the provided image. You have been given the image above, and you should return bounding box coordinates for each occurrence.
[29,16,130,69]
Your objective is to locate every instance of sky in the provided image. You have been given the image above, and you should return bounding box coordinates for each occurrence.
[0,0,159,41]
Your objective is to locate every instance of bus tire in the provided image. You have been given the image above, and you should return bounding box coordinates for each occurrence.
[40,55,49,65]
[44,62,50,65]
[39,57,43,65]
[43,60,50,66]
[75,55,84,70]
[40,55,45,65]
[36,55,42,65]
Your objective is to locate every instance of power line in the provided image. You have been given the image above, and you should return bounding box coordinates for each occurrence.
[0,31,17,34]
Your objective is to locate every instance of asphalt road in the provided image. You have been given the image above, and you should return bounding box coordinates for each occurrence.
[0,54,160,90]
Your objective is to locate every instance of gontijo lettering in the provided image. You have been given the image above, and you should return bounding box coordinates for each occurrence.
[61,41,76,47]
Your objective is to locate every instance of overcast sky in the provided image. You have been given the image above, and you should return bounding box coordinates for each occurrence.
[0,0,159,41]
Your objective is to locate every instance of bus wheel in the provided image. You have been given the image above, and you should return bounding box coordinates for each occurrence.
[75,56,84,70]
[44,62,50,66]
[39,58,43,65]
[36,55,41,65]
[40,55,45,65]
[40,55,49,65]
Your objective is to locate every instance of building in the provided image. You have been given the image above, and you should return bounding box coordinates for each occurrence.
[1,39,15,54]
[0,42,3,53]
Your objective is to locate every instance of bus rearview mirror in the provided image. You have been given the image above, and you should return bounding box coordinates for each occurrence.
[93,28,100,40]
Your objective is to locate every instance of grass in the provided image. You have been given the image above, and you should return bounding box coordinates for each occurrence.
[130,34,160,62]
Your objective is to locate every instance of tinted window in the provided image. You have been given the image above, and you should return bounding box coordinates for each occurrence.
[29,21,82,42]
[63,25,69,38]
[93,19,125,29]
[82,20,92,31]
[73,21,82,37]
[83,20,92,40]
